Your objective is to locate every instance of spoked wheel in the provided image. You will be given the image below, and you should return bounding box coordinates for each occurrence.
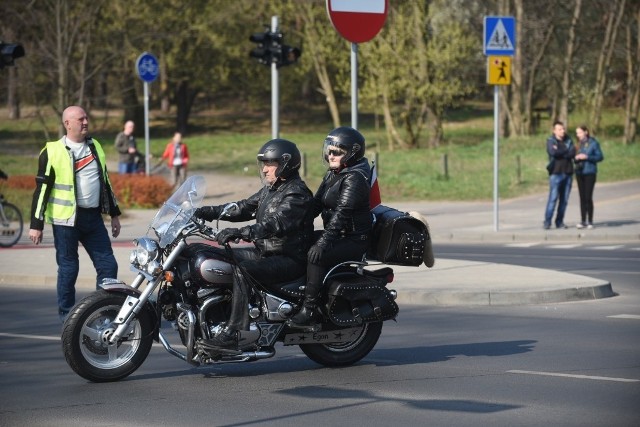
[0,202,23,248]
[61,291,154,382]
[299,321,383,367]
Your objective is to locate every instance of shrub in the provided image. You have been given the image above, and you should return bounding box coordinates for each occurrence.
[2,174,172,209]
[109,175,173,208]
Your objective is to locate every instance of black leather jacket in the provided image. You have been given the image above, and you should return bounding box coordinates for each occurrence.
[313,157,373,249]
[218,173,314,262]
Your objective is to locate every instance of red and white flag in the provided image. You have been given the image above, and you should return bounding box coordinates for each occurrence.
[369,162,381,209]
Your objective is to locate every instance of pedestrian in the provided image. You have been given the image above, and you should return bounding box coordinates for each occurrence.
[192,139,314,349]
[543,121,576,230]
[29,106,121,323]
[574,125,604,229]
[114,120,138,174]
[161,132,189,187]
[289,127,373,328]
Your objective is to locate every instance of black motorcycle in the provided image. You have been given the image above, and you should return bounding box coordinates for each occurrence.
[62,175,430,382]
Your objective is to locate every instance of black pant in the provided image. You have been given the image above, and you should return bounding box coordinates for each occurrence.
[575,174,597,224]
[306,232,369,291]
[226,247,306,331]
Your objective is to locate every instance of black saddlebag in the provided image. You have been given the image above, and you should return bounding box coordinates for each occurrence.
[326,273,398,326]
[368,205,429,266]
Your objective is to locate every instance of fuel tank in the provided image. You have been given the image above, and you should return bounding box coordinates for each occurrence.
[186,244,234,286]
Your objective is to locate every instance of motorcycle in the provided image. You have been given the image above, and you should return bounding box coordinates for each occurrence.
[62,175,430,382]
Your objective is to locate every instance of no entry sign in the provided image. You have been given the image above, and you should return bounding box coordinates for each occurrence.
[326,0,388,44]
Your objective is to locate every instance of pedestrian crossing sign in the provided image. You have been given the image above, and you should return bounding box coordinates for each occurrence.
[484,16,515,56]
[487,56,511,85]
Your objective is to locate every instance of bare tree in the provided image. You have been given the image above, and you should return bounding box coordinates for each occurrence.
[558,0,582,127]
[623,3,640,145]
[590,0,626,133]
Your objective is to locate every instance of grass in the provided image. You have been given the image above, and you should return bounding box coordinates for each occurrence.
[1,105,639,219]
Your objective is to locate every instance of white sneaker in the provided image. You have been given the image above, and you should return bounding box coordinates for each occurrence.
[576,223,585,229]
[587,224,594,229]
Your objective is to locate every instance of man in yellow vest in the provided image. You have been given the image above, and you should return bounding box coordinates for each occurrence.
[29,106,122,323]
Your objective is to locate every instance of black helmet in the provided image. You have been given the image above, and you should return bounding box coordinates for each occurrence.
[322,126,365,168]
[256,138,301,180]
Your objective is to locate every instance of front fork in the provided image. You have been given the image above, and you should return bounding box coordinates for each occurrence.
[108,239,187,344]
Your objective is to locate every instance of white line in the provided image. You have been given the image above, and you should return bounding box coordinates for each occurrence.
[0,332,167,347]
[505,243,540,248]
[507,370,639,383]
[0,332,60,341]
[590,245,624,250]
[547,244,582,249]
[608,314,640,319]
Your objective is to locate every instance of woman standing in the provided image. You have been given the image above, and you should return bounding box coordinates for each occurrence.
[574,125,604,229]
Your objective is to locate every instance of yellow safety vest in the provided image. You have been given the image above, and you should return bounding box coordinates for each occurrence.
[36,138,110,225]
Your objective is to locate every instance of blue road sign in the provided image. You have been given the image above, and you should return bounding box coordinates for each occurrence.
[484,16,515,56]
[136,52,159,83]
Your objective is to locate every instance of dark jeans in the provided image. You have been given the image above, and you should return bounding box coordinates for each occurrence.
[118,162,136,174]
[576,173,597,224]
[306,233,369,290]
[226,247,306,331]
[52,207,118,316]
[544,173,572,227]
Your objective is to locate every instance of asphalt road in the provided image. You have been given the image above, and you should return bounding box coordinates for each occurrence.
[1,243,638,426]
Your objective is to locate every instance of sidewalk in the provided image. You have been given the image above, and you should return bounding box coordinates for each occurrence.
[2,174,637,306]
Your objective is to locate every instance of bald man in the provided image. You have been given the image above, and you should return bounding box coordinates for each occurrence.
[29,106,121,322]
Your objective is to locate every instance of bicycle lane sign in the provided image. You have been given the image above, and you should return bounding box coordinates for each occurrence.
[136,52,159,83]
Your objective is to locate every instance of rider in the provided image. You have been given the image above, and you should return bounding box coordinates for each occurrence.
[289,127,373,328]
[193,139,314,349]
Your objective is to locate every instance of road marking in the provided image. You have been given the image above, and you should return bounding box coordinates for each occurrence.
[0,332,60,341]
[608,314,640,320]
[505,243,540,248]
[507,370,639,383]
[590,245,624,250]
[546,244,582,249]
[0,331,167,347]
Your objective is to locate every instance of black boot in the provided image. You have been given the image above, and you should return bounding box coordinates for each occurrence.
[200,327,238,349]
[289,282,321,328]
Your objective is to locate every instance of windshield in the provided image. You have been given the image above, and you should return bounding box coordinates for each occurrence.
[149,175,207,248]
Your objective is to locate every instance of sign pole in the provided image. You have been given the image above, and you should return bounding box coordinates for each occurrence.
[493,85,499,231]
[271,15,279,139]
[483,16,515,232]
[351,42,358,129]
[143,81,150,176]
[135,51,159,176]
[326,0,388,130]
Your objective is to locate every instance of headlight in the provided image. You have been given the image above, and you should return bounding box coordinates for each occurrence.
[131,238,160,268]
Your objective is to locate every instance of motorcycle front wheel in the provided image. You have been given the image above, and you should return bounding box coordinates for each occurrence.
[299,321,383,367]
[61,291,154,382]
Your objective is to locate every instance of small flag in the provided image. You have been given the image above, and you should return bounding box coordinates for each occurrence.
[369,162,381,209]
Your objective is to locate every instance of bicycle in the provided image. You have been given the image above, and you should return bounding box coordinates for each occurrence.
[0,172,24,248]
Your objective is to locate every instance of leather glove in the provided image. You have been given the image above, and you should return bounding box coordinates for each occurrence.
[216,228,243,245]
[193,206,221,222]
[307,244,324,264]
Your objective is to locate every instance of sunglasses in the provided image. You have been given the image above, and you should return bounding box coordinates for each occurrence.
[327,149,346,157]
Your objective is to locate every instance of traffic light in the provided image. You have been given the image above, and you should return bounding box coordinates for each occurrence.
[249,29,300,68]
[280,45,301,67]
[249,30,282,66]
[0,42,25,69]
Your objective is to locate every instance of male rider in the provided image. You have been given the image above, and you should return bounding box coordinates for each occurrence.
[193,139,314,349]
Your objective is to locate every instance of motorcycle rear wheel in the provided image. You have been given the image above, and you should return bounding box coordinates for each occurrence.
[299,321,383,367]
[61,291,154,382]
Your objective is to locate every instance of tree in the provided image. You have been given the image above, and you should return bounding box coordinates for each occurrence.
[360,0,476,149]
[623,2,640,145]
[590,0,626,133]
